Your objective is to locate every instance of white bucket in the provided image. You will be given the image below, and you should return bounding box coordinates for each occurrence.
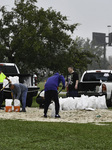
[5,99,13,112]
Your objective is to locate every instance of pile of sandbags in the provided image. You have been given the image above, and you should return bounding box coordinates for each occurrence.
[3,76,19,88]
[59,95,107,110]
[49,95,107,111]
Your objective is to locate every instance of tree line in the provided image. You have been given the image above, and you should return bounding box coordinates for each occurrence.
[0,0,110,77]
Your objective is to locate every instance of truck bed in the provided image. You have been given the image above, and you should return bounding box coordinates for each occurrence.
[78,81,101,91]
[78,81,105,96]
[3,73,39,107]
[5,73,33,86]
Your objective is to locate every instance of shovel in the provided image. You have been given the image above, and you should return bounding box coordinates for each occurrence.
[0,82,10,92]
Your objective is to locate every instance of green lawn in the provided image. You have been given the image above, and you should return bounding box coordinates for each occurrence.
[2,82,112,150]
[32,96,39,107]
[37,82,45,91]
[0,120,112,150]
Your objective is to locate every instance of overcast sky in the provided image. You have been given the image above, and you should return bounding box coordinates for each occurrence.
[0,0,112,58]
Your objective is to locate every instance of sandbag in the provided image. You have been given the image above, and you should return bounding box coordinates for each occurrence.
[3,76,19,87]
[96,96,107,109]
[62,97,75,110]
[58,95,107,111]
[88,96,97,109]
[51,102,55,117]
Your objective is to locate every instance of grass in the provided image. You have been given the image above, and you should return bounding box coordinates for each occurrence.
[0,120,112,150]
[32,96,39,107]
[37,82,45,91]
[2,82,112,149]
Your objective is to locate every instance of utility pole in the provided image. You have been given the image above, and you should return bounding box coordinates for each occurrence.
[104,44,106,60]
[107,25,111,34]
[93,26,112,59]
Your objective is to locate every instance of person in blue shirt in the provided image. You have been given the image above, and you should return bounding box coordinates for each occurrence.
[44,73,65,118]
[9,83,28,112]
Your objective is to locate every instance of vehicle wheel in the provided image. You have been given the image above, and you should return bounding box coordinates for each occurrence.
[110,93,112,107]
[106,99,111,107]
[26,97,33,107]
[106,93,112,107]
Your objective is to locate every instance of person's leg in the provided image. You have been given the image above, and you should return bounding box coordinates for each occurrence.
[44,91,52,116]
[74,90,78,97]
[68,90,78,98]
[0,91,3,108]
[21,89,28,111]
[52,91,60,117]
[0,84,3,108]
[67,91,73,97]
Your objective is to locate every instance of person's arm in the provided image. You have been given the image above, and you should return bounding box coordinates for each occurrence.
[74,72,79,90]
[5,76,11,83]
[1,72,11,83]
[65,81,68,87]
[75,80,78,89]
[11,92,14,100]
[11,90,16,100]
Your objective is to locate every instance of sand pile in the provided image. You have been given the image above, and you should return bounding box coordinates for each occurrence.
[0,107,112,124]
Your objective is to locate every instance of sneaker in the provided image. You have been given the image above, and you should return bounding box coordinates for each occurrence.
[55,114,61,118]
[43,114,47,118]
[20,108,26,112]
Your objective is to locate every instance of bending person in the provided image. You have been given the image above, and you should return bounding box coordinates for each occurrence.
[9,83,28,112]
[44,72,65,118]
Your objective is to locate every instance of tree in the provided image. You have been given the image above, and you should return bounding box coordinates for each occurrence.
[0,0,98,77]
[75,37,109,71]
[0,0,78,74]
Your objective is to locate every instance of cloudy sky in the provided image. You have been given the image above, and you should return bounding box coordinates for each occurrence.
[0,0,112,58]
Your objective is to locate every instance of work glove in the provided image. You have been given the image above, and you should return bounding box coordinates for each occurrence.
[62,86,65,89]
[9,80,12,84]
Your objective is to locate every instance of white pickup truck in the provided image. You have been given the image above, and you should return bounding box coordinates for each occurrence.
[0,63,39,107]
[78,70,112,106]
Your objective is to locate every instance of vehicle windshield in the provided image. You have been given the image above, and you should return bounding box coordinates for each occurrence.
[83,72,112,82]
[0,65,18,74]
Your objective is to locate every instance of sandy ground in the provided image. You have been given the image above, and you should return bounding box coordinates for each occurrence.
[0,107,112,124]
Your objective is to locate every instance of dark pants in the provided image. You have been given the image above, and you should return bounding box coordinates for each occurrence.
[0,84,3,107]
[44,90,59,115]
[67,90,78,98]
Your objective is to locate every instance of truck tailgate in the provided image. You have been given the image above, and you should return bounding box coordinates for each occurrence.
[78,81,105,96]
[78,81,101,91]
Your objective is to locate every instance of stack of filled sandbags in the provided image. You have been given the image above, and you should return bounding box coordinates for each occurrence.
[49,95,107,111]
